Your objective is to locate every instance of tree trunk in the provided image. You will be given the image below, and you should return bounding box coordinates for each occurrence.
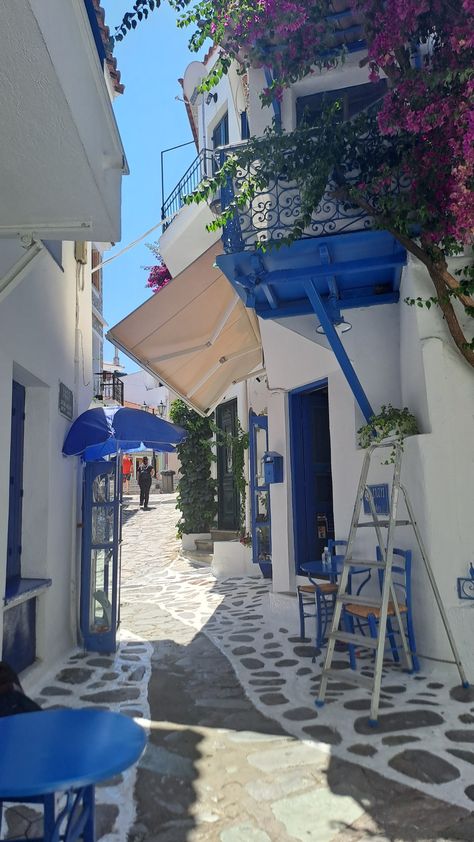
[332,188,474,370]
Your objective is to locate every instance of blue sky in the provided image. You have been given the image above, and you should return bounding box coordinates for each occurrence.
[101,1,203,370]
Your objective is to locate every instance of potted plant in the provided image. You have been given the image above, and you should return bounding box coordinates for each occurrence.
[357,404,419,463]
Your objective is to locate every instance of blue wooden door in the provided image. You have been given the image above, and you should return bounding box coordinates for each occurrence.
[6,381,25,583]
[3,380,37,674]
[290,385,334,573]
[81,460,121,653]
[249,412,272,577]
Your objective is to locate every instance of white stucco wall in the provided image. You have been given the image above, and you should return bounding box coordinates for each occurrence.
[260,255,474,674]
[0,240,93,677]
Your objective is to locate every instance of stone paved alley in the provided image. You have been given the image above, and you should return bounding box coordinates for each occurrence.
[13,493,474,842]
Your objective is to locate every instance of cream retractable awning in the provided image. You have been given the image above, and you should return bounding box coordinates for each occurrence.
[107,244,262,415]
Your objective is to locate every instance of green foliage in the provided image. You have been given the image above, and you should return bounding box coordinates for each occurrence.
[230,423,249,533]
[169,399,217,537]
[213,420,249,534]
[357,405,419,463]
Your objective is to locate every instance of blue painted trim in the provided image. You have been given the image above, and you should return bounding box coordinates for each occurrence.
[255,291,399,320]
[249,412,272,570]
[81,461,120,654]
[289,389,303,575]
[290,382,334,573]
[225,253,407,289]
[304,280,374,421]
[289,379,328,575]
[264,68,282,128]
[220,150,244,252]
[7,382,25,583]
[290,377,329,396]
[83,0,106,66]
[4,577,52,608]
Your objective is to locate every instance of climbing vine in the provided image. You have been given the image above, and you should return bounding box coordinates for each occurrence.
[230,423,249,534]
[169,399,217,537]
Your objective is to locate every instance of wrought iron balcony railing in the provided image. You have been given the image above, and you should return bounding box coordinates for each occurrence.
[217,140,381,254]
[162,148,215,229]
[160,120,405,252]
[95,372,124,405]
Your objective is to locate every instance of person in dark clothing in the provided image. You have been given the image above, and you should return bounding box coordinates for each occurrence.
[137,456,154,509]
[0,661,42,717]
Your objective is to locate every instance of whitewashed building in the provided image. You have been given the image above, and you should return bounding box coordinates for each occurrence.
[0,0,126,678]
[108,28,473,677]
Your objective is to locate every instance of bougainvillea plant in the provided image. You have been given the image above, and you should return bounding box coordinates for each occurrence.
[113,0,474,366]
[144,240,172,293]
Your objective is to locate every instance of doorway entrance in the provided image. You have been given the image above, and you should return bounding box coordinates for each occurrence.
[216,398,240,531]
[290,382,334,573]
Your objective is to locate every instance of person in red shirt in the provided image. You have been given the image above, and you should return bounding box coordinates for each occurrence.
[122,454,133,493]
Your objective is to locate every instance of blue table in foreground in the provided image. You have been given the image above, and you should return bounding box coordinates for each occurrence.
[0,709,146,842]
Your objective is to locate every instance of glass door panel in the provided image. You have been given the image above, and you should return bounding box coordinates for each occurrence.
[249,412,272,576]
[81,460,121,652]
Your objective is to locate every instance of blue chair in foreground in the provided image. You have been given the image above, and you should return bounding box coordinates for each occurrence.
[344,546,420,672]
[297,540,347,648]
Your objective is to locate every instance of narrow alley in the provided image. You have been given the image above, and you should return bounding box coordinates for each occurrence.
[17,492,474,842]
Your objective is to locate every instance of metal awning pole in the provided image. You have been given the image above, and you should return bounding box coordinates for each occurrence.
[305,279,374,421]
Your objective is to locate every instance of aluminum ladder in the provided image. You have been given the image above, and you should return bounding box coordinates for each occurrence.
[316,440,469,725]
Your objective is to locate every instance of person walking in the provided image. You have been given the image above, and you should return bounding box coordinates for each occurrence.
[137,456,154,509]
[122,454,133,493]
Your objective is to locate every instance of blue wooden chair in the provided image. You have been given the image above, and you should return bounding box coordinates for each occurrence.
[297,540,347,648]
[344,546,420,672]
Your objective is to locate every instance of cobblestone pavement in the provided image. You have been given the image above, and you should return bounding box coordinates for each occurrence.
[16,493,474,842]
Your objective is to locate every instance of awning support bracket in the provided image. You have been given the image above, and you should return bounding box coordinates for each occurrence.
[0,238,44,305]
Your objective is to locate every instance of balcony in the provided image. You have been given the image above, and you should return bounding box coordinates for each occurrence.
[217,138,384,254]
[213,127,407,324]
[161,119,403,258]
[94,372,124,405]
[162,149,215,229]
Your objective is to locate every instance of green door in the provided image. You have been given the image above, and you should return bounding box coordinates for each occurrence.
[216,399,240,530]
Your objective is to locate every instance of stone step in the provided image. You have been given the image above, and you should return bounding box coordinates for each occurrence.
[195,539,214,553]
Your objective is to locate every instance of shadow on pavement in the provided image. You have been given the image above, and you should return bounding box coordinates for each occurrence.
[129,598,474,842]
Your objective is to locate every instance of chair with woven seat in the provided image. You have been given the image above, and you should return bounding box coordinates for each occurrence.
[344,546,419,671]
[297,540,347,648]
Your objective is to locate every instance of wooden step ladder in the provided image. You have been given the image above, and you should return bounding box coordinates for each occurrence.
[316,440,469,725]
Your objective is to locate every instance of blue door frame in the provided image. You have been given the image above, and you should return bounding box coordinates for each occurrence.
[6,381,25,583]
[80,460,121,653]
[249,412,272,578]
[290,381,335,574]
[4,381,38,674]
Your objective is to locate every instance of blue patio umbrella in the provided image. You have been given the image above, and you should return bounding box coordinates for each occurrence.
[62,406,185,460]
[79,439,177,462]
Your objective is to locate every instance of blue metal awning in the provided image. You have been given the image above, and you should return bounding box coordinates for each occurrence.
[216,230,406,421]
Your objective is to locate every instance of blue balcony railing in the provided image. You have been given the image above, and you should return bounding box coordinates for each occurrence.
[161,120,406,252]
[218,139,382,254]
[162,149,215,229]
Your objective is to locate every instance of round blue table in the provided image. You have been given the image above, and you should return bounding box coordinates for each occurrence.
[0,709,146,842]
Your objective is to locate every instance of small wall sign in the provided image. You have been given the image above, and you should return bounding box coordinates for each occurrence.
[363,483,390,515]
[59,382,74,420]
